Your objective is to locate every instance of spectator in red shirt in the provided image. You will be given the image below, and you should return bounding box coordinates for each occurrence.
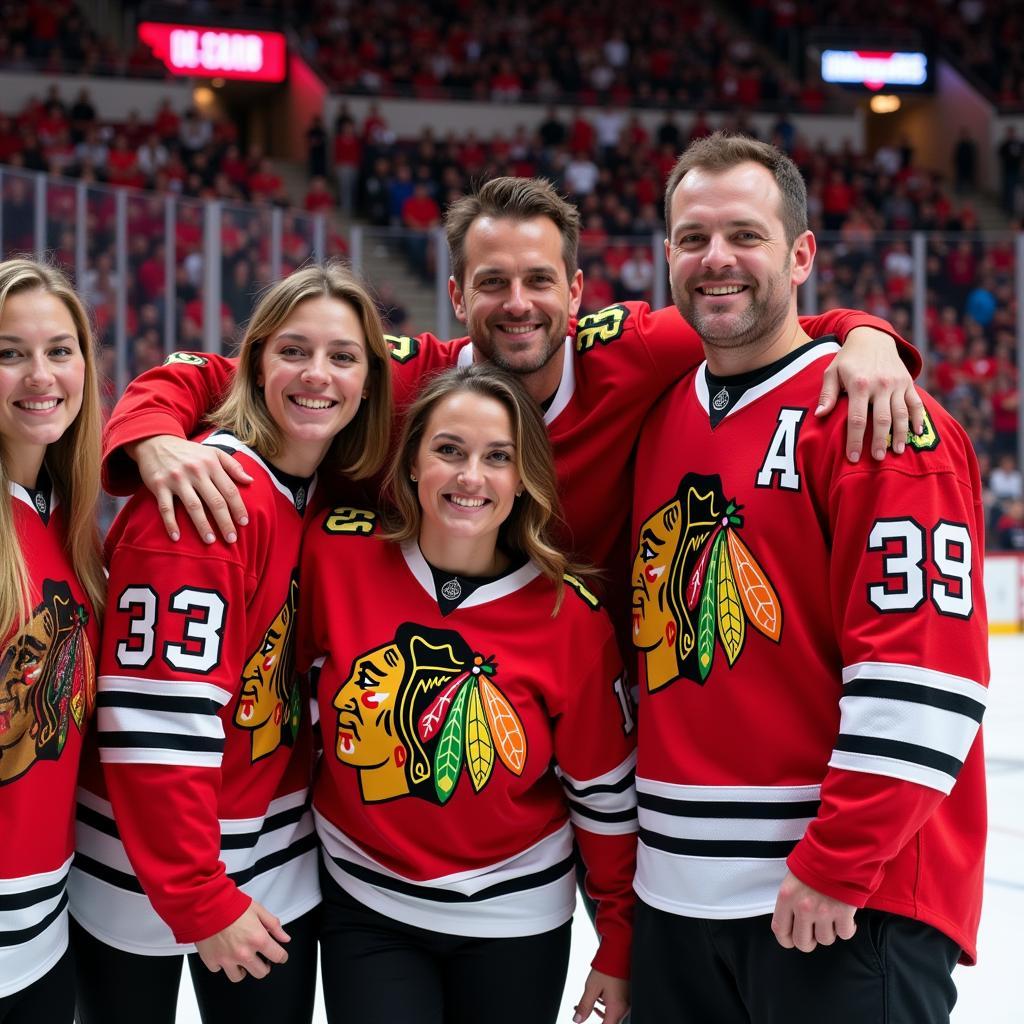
[304,176,334,214]
[333,117,362,219]
[401,181,440,280]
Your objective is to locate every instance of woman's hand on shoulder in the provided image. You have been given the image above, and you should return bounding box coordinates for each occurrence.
[573,968,630,1024]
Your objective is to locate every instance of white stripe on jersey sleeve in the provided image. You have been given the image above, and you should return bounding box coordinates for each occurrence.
[96,675,229,768]
[558,751,637,836]
[830,661,987,794]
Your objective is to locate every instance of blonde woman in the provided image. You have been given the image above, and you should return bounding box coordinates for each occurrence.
[301,365,637,1024]
[69,263,392,1024]
[0,259,103,1024]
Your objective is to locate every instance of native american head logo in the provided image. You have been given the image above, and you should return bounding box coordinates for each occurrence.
[333,623,526,804]
[234,576,302,762]
[0,579,95,785]
[632,474,782,693]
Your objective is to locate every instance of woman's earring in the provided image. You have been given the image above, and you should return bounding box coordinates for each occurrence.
[410,474,418,483]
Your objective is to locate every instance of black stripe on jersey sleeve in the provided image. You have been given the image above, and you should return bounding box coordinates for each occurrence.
[328,852,576,904]
[0,892,68,947]
[75,802,122,841]
[97,691,224,716]
[638,792,820,819]
[70,854,146,895]
[843,678,986,723]
[96,732,224,753]
[226,832,318,886]
[0,876,67,912]
[560,772,635,799]
[565,798,638,824]
[639,828,798,860]
[220,802,310,850]
[833,734,964,778]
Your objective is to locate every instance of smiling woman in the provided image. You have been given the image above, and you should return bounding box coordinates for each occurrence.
[0,258,103,1024]
[70,263,393,1024]
[298,365,638,1024]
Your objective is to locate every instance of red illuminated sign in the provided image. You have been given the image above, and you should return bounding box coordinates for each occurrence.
[139,22,287,82]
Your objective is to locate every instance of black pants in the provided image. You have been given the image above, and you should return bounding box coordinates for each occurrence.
[631,901,960,1024]
[319,869,572,1024]
[0,946,74,1024]
[71,908,319,1024]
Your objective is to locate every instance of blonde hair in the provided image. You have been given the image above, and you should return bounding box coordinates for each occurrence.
[208,261,392,480]
[0,258,104,640]
[384,364,572,613]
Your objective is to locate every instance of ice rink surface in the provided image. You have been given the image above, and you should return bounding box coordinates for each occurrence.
[178,635,1024,1023]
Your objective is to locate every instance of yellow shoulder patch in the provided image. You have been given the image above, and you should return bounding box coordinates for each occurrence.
[386,334,420,364]
[890,408,940,452]
[164,351,208,366]
[322,507,378,535]
[563,573,601,610]
[575,304,629,353]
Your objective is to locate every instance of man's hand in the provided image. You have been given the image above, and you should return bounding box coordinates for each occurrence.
[815,326,926,463]
[127,435,252,544]
[573,968,629,1024]
[771,870,857,953]
[194,901,290,982]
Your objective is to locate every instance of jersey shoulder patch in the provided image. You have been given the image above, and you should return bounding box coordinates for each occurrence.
[386,334,421,364]
[890,408,940,453]
[563,572,602,610]
[164,351,208,367]
[322,507,378,536]
[574,304,630,353]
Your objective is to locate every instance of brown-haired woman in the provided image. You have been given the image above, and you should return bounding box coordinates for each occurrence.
[0,258,103,1023]
[300,364,637,1024]
[69,262,392,1024]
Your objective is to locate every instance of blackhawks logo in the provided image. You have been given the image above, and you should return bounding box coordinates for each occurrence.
[0,580,95,785]
[234,576,302,762]
[333,623,526,804]
[632,473,782,692]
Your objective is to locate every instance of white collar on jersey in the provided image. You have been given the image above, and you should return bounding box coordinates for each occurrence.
[201,430,317,512]
[401,539,541,609]
[8,479,59,516]
[456,336,576,425]
[694,340,841,421]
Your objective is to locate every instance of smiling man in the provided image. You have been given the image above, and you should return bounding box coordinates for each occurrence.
[629,133,989,1024]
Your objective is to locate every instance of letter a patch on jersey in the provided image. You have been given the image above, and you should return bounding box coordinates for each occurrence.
[756,408,805,491]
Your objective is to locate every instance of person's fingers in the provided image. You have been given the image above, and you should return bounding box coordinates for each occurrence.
[813,918,837,946]
[844,376,870,463]
[890,392,910,455]
[193,477,239,544]
[215,451,251,526]
[906,384,927,436]
[223,962,247,983]
[154,486,182,543]
[870,391,893,461]
[792,913,817,953]
[178,488,217,544]
[835,912,858,942]
[815,364,841,417]
[573,980,600,1023]
[239,953,270,980]
[253,904,291,949]
[770,905,795,949]
[603,996,630,1024]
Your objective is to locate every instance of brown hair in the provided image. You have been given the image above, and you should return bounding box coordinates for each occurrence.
[0,258,104,640]
[208,261,392,481]
[445,176,580,287]
[384,364,571,612]
[663,132,809,246]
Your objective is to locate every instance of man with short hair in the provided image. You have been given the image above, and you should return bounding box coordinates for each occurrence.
[629,133,987,1023]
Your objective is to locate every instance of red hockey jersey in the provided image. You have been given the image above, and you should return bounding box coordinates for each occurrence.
[630,338,988,963]
[69,430,318,953]
[1,484,98,997]
[299,509,638,979]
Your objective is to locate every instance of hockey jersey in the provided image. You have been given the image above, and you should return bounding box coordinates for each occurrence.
[299,509,638,979]
[630,338,988,963]
[69,430,318,953]
[1,483,98,997]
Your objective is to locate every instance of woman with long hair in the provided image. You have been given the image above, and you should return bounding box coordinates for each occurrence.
[301,364,637,1024]
[69,262,392,1024]
[0,258,103,1023]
